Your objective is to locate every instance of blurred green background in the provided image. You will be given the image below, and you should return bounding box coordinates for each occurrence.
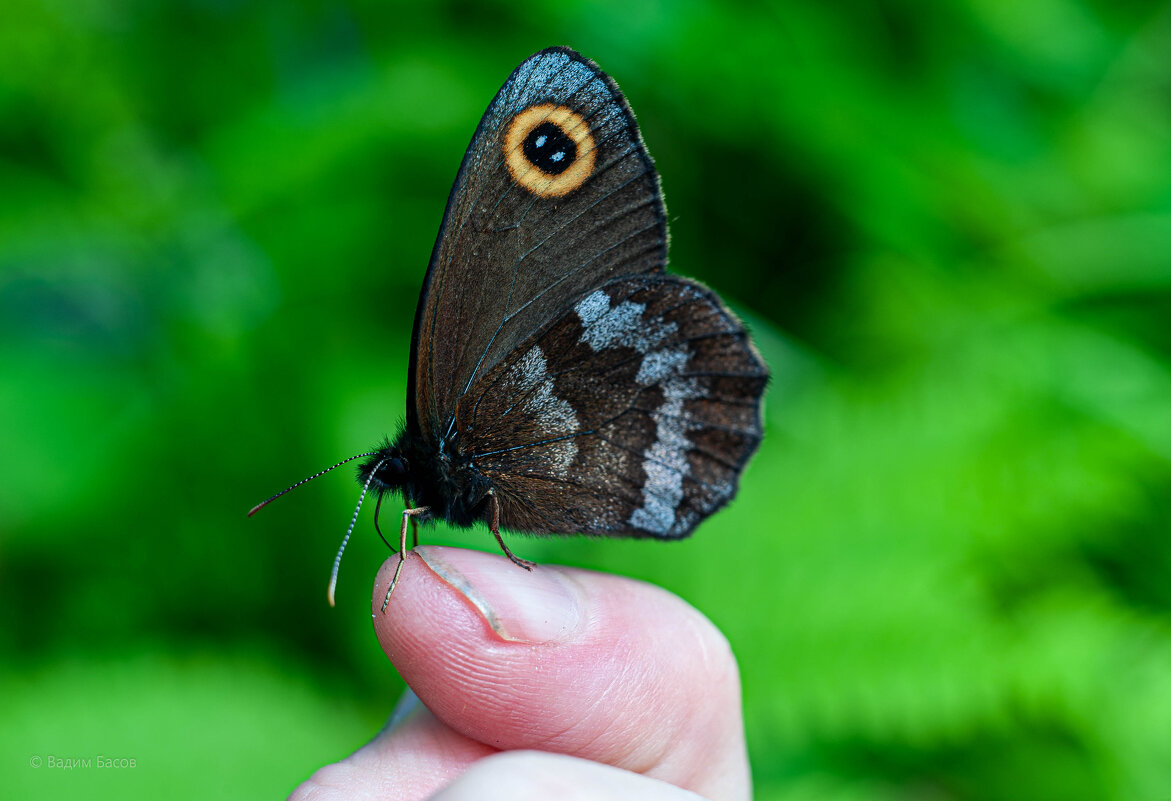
[3,0,1170,798]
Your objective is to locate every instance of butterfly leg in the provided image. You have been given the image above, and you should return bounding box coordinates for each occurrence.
[381,505,430,612]
[488,489,536,571]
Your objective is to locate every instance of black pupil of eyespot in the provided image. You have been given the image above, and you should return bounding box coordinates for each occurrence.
[522,121,577,175]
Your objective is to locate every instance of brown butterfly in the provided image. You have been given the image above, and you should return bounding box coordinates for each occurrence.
[251,47,767,609]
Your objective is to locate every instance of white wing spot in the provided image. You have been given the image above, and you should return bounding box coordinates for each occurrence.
[629,373,706,536]
[514,346,547,391]
[574,289,610,326]
[509,346,579,478]
[575,290,677,353]
[636,347,689,385]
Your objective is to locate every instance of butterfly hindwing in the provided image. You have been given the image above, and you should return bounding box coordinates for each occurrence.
[458,276,767,537]
[409,47,667,445]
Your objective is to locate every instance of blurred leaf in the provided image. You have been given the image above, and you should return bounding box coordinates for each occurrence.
[3,1,1171,799]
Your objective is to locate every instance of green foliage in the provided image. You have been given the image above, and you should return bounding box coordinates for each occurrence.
[2,1,1169,798]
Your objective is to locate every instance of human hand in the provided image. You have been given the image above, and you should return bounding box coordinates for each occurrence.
[290,546,750,800]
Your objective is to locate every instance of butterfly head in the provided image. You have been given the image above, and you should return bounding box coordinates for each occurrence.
[358,446,410,497]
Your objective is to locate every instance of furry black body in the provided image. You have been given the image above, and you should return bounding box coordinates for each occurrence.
[358,432,491,529]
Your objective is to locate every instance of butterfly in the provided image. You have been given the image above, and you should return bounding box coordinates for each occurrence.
[252,47,767,610]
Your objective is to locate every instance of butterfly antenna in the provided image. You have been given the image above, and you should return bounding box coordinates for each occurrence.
[327,459,385,607]
[247,452,378,517]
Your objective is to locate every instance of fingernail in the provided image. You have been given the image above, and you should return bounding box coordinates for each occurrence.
[415,546,585,643]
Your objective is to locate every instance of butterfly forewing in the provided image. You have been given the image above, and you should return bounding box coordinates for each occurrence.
[411,48,667,444]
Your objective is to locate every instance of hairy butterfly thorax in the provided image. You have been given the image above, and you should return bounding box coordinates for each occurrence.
[250,47,768,612]
[360,433,492,527]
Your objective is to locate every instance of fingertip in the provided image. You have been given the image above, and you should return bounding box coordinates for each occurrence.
[366,545,748,798]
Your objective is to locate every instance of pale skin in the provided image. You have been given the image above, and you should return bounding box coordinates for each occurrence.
[289,545,751,800]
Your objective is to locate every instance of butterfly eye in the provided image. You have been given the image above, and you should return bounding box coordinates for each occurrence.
[369,455,407,489]
[504,103,597,197]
